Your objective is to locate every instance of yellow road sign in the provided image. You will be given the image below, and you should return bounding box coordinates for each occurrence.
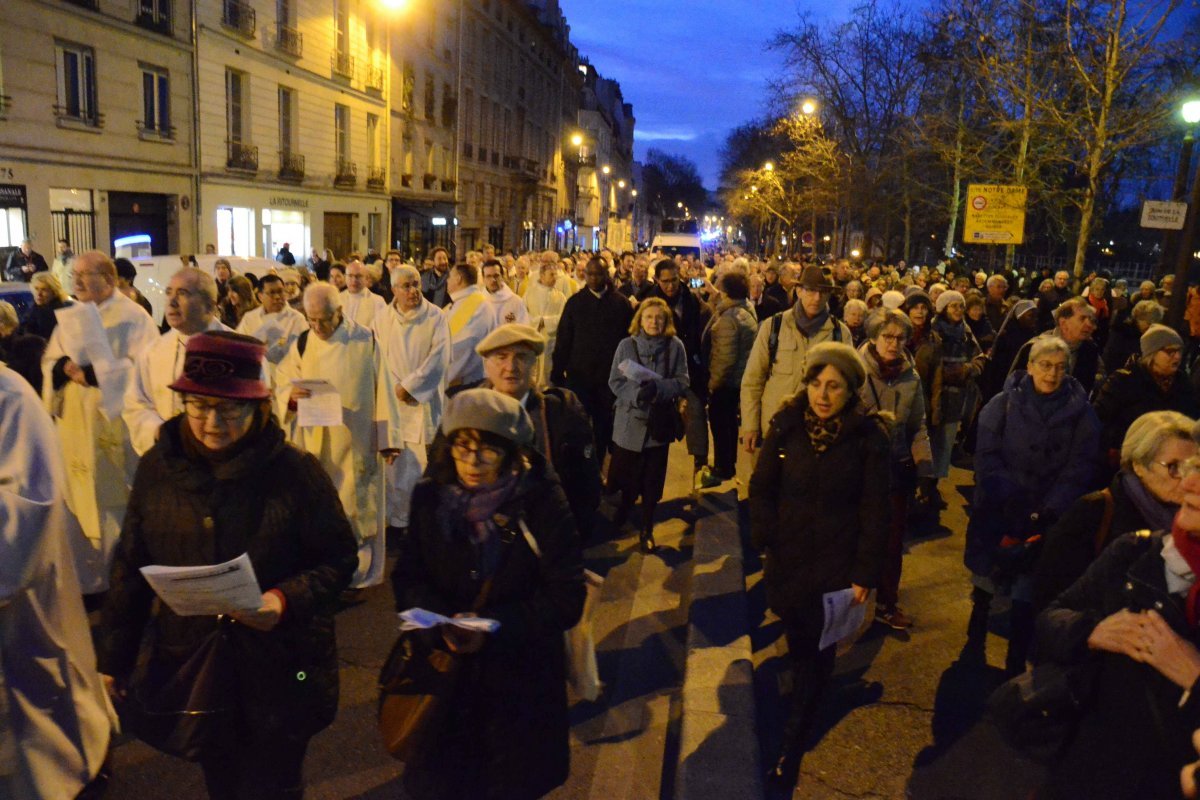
[963,184,1027,245]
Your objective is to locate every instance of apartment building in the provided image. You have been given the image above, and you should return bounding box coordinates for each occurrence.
[197,0,389,261]
[0,0,197,257]
[574,61,634,252]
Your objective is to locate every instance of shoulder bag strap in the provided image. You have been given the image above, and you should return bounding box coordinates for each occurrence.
[1094,488,1115,557]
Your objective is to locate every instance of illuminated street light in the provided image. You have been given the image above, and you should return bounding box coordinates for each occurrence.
[823,235,831,242]
[631,189,638,197]
[618,179,626,188]
[1184,100,1200,125]
[677,201,684,208]
[850,249,861,258]
[380,0,411,9]
[602,165,611,175]
[800,99,817,116]
[763,161,774,172]
[570,133,583,147]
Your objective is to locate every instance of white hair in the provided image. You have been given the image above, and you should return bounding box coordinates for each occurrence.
[303,282,342,311]
[1121,411,1195,472]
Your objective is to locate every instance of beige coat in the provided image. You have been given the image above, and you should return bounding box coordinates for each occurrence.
[0,368,114,800]
[739,310,852,435]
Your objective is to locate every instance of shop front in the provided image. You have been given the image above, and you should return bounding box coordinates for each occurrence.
[391,199,457,262]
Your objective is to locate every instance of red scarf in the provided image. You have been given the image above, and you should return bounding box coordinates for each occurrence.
[1087,293,1109,321]
[1171,515,1200,627]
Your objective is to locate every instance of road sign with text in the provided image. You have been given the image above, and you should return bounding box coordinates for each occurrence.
[1140,200,1187,230]
[963,184,1027,245]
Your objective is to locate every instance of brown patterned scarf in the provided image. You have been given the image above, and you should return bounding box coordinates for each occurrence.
[803,405,843,454]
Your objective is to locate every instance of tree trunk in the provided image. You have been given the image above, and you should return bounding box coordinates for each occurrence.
[944,92,965,258]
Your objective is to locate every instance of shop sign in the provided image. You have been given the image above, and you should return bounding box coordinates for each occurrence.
[0,183,27,209]
[269,196,309,209]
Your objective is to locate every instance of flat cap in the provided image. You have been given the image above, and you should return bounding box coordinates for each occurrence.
[475,323,546,357]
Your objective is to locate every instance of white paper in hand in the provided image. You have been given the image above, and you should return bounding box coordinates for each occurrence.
[818,588,867,651]
[618,358,661,384]
[397,608,501,634]
[140,553,264,617]
[55,302,116,366]
[294,380,343,427]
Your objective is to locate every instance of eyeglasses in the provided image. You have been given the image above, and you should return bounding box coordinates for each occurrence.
[1156,457,1200,480]
[183,397,251,422]
[450,440,505,466]
[1032,360,1068,374]
[878,333,905,343]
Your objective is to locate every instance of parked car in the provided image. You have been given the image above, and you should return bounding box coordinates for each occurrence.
[0,281,36,324]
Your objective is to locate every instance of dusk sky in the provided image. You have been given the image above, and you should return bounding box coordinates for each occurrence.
[558,0,865,190]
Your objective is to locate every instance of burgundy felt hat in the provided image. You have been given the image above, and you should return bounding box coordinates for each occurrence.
[168,331,270,401]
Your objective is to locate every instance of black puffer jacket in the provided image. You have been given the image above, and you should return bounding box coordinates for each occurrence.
[97,415,358,739]
[1037,532,1200,800]
[749,394,891,612]
[392,450,585,800]
[1092,361,1199,453]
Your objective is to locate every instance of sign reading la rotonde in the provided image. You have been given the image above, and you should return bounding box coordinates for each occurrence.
[963,184,1028,245]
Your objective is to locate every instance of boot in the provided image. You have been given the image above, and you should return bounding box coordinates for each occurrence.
[766,747,802,790]
[964,587,991,663]
[1005,600,1035,677]
[639,525,656,554]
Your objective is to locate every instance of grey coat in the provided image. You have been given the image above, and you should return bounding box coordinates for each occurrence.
[608,334,689,452]
[857,343,934,479]
[703,298,758,392]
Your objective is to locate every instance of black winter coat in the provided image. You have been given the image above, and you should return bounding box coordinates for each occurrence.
[97,416,358,740]
[391,457,585,800]
[1093,362,1199,453]
[551,288,633,390]
[1037,532,1200,800]
[749,394,891,613]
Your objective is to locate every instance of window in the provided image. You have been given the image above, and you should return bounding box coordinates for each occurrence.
[401,64,414,112]
[140,66,170,136]
[136,0,171,32]
[278,86,295,153]
[335,104,350,162]
[366,113,379,169]
[276,0,290,26]
[334,0,348,56]
[424,74,435,119]
[441,146,451,179]
[462,88,474,144]
[217,206,254,257]
[225,68,247,143]
[55,42,98,124]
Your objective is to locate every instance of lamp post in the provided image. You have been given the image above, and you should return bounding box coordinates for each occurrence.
[1167,99,1200,330]
[1159,100,1199,279]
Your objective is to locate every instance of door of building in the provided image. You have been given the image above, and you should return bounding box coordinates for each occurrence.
[108,191,171,254]
[323,212,354,260]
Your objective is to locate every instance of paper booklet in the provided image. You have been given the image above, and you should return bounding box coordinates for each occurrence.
[140,553,264,617]
[398,608,501,634]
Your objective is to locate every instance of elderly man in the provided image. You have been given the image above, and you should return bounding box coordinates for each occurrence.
[421,246,452,307]
[374,264,451,537]
[236,273,307,367]
[341,259,387,329]
[1038,270,1074,329]
[481,258,530,328]
[124,268,227,455]
[985,274,1014,330]
[40,251,160,593]
[1009,296,1104,394]
[741,265,852,454]
[443,263,495,386]
[4,238,49,282]
[276,284,384,588]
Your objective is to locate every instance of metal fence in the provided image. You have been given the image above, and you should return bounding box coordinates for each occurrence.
[51,209,95,252]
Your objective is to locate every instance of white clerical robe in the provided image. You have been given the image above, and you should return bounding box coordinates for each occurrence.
[235,305,307,366]
[40,291,160,593]
[123,318,229,456]
[443,285,493,386]
[0,368,114,800]
[341,289,387,330]
[484,283,532,328]
[274,320,385,587]
[374,298,451,527]
[525,281,566,389]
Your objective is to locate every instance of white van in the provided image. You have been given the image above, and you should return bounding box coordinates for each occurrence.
[649,232,703,260]
[129,255,278,322]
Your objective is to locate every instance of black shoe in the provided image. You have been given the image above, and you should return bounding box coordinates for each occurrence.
[639,529,656,554]
[766,751,802,789]
[339,588,366,607]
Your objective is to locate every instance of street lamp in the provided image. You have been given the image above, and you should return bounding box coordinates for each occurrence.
[602,165,611,175]
[570,133,583,147]
[763,161,774,172]
[800,99,817,116]
[1168,97,1200,329]
[618,179,626,188]
[631,189,638,197]
[677,201,684,208]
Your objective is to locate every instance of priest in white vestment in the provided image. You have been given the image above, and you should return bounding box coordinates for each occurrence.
[340,259,386,330]
[443,264,495,387]
[525,262,567,389]
[275,284,384,588]
[235,273,307,367]
[124,268,227,456]
[481,259,531,328]
[374,265,451,531]
[40,251,160,593]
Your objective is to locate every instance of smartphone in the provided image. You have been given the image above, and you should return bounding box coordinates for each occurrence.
[689,277,705,289]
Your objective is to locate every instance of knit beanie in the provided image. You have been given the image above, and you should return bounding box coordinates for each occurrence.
[935,290,966,314]
[1140,324,1184,358]
[805,341,867,391]
[881,290,906,310]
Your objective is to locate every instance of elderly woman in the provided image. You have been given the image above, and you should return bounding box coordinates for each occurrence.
[23,271,72,339]
[928,290,985,479]
[750,341,889,788]
[1034,411,1197,612]
[1094,324,1199,468]
[842,298,868,347]
[97,331,358,799]
[391,389,585,800]
[608,297,690,553]
[0,299,46,393]
[1105,298,1163,371]
[964,291,995,352]
[858,310,933,630]
[1085,276,1112,347]
[965,334,1101,675]
[1034,450,1200,799]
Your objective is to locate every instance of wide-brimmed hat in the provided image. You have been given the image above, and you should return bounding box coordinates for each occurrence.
[797,265,837,292]
[168,331,270,401]
[441,388,534,446]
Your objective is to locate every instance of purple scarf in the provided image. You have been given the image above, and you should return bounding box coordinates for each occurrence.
[437,472,520,545]
[1119,469,1177,532]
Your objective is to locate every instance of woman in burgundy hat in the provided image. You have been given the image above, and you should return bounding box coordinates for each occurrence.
[97,330,358,800]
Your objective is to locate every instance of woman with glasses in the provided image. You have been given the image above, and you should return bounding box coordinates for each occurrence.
[391,388,585,800]
[1034,410,1198,613]
[1093,324,1199,474]
[1034,429,1200,800]
[608,297,690,553]
[97,331,358,799]
[964,334,1101,675]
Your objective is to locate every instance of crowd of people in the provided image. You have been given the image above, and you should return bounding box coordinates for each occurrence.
[5,239,1200,799]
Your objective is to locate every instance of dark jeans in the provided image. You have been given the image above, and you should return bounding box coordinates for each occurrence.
[569,380,615,460]
[779,598,838,753]
[608,443,670,531]
[708,386,740,477]
[200,731,309,800]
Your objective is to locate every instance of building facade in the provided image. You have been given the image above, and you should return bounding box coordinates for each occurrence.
[0,0,197,258]
[196,0,390,262]
[574,62,634,253]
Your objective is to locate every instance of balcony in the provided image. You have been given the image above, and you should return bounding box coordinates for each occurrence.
[221,0,256,37]
[275,24,302,57]
[226,141,258,172]
[134,9,172,35]
[278,151,304,182]
[137,120,175,140]
[367,167,386,190]
[364,65,384,94]
[577,153,597,170]
[519,158,541,180]
[334,159,357,187]
[502,154,520,170]
[441,179,456,193]
[422,173,438,190]
[53,104,104,129]
[400,173,413,188]
[331,51,355,81]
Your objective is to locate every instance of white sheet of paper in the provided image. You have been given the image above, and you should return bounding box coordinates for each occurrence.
[819,588,867,651]
[397,608,501,634]
[54,303,115,366]
[92,359,132,420]
[139,553,264,617]
[295,380,343,427]
[618,358,661,384]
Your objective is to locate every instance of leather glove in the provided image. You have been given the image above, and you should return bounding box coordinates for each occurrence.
[636,382,657,404]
